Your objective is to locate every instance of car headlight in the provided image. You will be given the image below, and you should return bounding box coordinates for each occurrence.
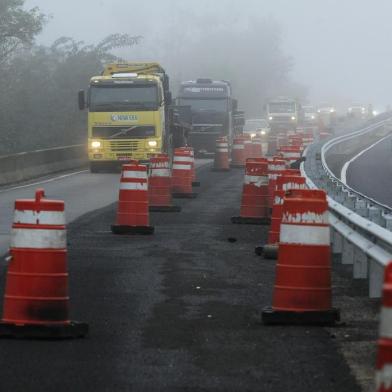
[311,115,315,119]
[250,133,256,138]
[373,110,378,116]
[148,140,158,147]
[330,109,335,113]
[91,141,101,148]
[268,116,273,120]
[291,116,296,121]
[261,130,266,135]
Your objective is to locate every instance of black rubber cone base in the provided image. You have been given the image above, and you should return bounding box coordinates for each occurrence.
[111,224,154,235]
[172,193,197,199]
[255,246,264,256]
[149,205,181,212]
[0,320,88,339]
[231,216,271,225]
[262,244,279,259]
[262,306,340,326]
[211,168,230,172]
[192,181,201,187]
[230,164,245,169]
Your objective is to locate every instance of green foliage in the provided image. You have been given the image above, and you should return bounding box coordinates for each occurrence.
[0,34,142,154]
[0,0,45,63]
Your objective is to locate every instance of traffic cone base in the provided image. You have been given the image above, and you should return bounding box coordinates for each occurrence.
[111,224,154,235]
[172,192,197,199]
[260,243,279,259]
[192,181,201,187]
[262,306,340,326]
[211,168,230,172]
[149,205,182,212]
[0,320,88,339]
[231,216,270,225]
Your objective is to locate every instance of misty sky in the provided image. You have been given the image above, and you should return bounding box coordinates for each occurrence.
[25,0,392,109]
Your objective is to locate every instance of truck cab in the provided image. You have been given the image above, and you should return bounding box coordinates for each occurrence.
[177,79,233,156]
[266,97,299,132]
[79,62,175,172]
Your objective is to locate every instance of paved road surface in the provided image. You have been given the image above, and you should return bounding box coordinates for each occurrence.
[0,163,364,392]
[0,160,211,256]
[346,134,392,207]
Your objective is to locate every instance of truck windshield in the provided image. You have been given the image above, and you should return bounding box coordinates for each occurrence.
[90,85,159,111]
[269,103,296,113]
[179,98,227,112]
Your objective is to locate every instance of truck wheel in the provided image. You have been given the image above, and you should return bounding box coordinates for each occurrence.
[89,162,101,173]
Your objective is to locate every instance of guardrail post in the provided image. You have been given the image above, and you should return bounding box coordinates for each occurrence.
[384,214,392,231]
[354,198,368,217]
[369,259,383,298]
[368,206,383,226]
[342,239,354,264]
[331,228,343,254]
[353,249,368,279]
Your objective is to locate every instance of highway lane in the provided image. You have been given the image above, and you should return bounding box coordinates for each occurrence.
[0,162,366,392]
[345,134,392,207]
[0,159,212,256]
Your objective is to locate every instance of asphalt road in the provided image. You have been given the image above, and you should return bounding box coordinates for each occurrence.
[0,162,366,392]
[346,134,392,207]
[0,160,211,256]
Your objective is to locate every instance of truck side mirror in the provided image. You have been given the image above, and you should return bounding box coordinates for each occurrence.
[78,90,85,110]
[166,91,172,105]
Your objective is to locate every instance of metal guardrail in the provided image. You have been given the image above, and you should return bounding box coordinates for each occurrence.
[301,117,392,297]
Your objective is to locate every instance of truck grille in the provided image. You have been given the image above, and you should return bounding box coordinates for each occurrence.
[105,140,142,152]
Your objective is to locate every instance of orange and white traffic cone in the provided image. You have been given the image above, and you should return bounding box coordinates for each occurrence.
[111,163,154,234]
[212,137,230,171]
[180,146,200,187]
[375,262,392,391]
[148,155,181,212]
[172,148,197,198]
[267,158,287,212]
[230,137,245,168]
[231,158,270,225]
[278,146,302,166]
[262,189,340,325]
[267,135,278,156]
[251,137,263,158]
[0,189,88,338]
[243,134,253,160]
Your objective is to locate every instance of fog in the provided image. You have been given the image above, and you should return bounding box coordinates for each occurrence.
[23,0,392,112]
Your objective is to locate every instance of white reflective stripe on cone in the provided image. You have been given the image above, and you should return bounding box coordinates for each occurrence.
[174,156,193,162]
[244,175,269,186]
[120,182,148,191]
[232,145,244,150]
[123,171,147,179]
[280,224,330,245]
[151,169,171,177]
[217,148,229,153]
[13,210,65,225]
[217,143,228,148]
[11,228,66,249]
[375,364,392,390]
[274,196,284,205]
[282,183,307,191]
[282,211,329,224]
[379,307,392,338]
[173,164,191,170]
[282,152,301,158]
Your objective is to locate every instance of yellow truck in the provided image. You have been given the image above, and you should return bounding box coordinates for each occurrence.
[78,62,186,172]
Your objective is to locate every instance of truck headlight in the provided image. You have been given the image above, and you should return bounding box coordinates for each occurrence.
[268,116,273,121]
[311,115,315,120]
[148,140,158,147]
[261,130,266,135]
[91,141,101,148]
[250,133,256,138]
[291,116,296,121]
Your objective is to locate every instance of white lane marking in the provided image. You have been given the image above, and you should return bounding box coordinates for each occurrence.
[341,135,391,185]
[0,170,88,194]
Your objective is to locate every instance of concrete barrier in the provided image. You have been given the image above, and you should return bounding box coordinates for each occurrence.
[0,144,88,186]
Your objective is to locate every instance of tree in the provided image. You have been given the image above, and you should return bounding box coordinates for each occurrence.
[0,0,45,63]
[0,33,142,154]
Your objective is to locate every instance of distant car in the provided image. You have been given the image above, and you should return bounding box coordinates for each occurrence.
[347,104,367,119]
[302,105,318,124]
[243,119,270,138]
